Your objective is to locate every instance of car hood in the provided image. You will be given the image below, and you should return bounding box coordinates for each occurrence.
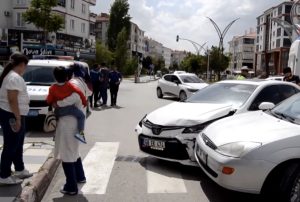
[26,85,49,100]
[184,83,208,89]
[204,111,300,147]
[146,102,235,126]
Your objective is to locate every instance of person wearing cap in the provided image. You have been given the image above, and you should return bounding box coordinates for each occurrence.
[283,67,300,85]
[237,66,249,80]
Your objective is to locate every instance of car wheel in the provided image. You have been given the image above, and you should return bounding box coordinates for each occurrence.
[264,163,300,202]
[157,88,163,98]
[179,91,187,101]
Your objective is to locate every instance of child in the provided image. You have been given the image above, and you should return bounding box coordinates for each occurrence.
[47,66,87,144]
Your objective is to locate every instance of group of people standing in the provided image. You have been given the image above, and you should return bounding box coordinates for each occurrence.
[90,63,122,108]
[0,52,123,195]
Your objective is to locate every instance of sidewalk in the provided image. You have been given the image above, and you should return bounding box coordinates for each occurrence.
[127,76,160,83]
[0,134,54,202]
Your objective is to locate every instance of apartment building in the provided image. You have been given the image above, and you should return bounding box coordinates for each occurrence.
[95,13,109,46]
[130,22,145,58]
[228,30,256,71]
[163,47,172,69]
[0,0,96,61]
[171,50,188,67]
[144,37,164,59]
[255,1,298,74]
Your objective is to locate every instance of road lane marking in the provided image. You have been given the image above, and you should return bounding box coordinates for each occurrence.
[146,159,187,194]
[81,142,119,195]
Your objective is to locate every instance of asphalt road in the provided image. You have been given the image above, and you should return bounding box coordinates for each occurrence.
[41,80,262,202]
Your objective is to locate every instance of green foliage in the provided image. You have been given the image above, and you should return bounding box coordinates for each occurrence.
[152,56,165,72]
[124,58,138,75]
[209,46,230,74]
[23,0,64,36]
[180,54,206,73]
[115,28,129,72]
[107,0,131,51]
[95,42,114,65]
[160,67,170,75]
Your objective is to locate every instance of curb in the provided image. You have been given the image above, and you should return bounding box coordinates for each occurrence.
[18,153,61,202]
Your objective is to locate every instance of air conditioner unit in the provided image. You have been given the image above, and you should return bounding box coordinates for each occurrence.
[4,11,10,17]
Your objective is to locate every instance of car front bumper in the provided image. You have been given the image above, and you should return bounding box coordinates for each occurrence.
[135,125,198,166]
[194,137,275,194]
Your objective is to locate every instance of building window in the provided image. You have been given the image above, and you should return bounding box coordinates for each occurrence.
[283,39,291,47]
[277,28,281,37]
[70,19,75,30]
[57,0,66,7]
[81,23,85,33]
[82,4,86,14]
[276,39,281,48]
[16,12,25,27]
[16,0,26,5]
[278,6,282,15]
[70,0,75,9]
[286,5,292,14]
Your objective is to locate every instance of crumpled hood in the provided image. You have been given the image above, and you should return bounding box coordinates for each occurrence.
[204,111,300,147]
[146,102,234,126]
[184,83,208,90]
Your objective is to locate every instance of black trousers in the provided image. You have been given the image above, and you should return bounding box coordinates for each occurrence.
[90,83,100,107]
[62,158,86,193]
[0,109,26,178]
[110,84,119,105]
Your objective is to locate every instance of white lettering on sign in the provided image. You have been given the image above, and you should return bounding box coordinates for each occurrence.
[23,48,52,56]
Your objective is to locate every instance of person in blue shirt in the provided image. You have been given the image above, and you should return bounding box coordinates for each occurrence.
[108,65,122,106]
[89,64,101,108]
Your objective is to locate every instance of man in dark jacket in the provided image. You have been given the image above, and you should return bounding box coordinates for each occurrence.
[99,63,109,106]
[89,64,101,108]
[283,67,300,85]
[108,66,122,106]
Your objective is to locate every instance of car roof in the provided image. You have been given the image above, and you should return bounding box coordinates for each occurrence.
[218,79,299,87]
[28,60,75,67]
[164,73,196,77]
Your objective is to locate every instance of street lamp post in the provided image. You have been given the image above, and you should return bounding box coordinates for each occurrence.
[207,48,210,81]
[206,17,239,53]
[176,35,207,55]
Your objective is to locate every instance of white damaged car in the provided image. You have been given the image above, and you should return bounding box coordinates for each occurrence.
[135,80,300,166]
[195,93,300,201]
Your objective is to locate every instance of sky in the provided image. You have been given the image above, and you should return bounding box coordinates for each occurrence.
[91,0,284,53]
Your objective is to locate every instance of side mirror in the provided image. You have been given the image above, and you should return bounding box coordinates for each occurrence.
[259,102,275,110]
[174,80,181,85]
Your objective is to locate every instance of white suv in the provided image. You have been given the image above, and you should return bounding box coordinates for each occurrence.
[157,73,208,100]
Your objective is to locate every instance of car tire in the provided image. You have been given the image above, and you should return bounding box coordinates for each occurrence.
[157,88,163,98]
[264,163,300,202]
[179,91,187,101]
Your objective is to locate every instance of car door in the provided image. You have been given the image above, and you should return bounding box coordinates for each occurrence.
[249,85,281,111]
[170,75,181,96]
[160,75,172,94]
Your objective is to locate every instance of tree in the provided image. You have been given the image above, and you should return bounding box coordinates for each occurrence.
[115,28,129,72]
[95,42,114,65]
[152,56,165,72]
[209,46,230,80]
[107,0,131,51]
[180,54,206,74]
[23,0,64,45]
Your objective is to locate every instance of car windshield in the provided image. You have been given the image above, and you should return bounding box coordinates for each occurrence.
[179,75,203,83]
[23,65,56,86]
[271,93,300,124]
[186,83,257,107]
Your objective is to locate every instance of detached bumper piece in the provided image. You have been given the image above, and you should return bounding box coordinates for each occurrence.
[138,135,189,160]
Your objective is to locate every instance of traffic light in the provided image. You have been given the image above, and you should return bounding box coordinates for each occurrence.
[176,35,179,42]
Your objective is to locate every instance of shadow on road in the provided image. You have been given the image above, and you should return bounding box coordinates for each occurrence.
[52,194,89,202]
[141,157,262,202]
[0,184,22,199]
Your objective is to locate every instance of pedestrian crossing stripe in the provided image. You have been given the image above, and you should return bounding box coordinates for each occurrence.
[80,142,187,195]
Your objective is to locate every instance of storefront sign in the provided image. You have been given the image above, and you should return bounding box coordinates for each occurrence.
[23,48,53,56]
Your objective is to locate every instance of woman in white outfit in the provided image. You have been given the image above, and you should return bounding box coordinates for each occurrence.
[53,64,91,195]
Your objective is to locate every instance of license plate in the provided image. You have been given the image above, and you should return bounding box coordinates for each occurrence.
[143,138,165,151]
[197,147,208,165]
[28,110,39,117]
